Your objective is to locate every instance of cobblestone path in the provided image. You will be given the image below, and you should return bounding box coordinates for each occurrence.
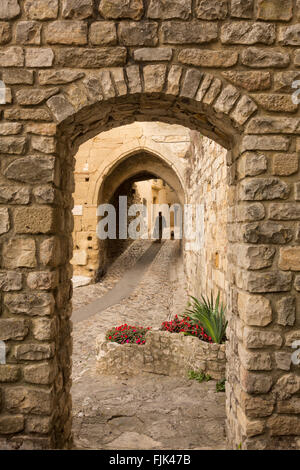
[72,240,227,450]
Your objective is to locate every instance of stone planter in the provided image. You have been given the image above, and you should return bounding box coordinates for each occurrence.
[96,329,226,380]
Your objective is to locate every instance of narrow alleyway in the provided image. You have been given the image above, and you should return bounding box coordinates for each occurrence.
[72,241,226,450]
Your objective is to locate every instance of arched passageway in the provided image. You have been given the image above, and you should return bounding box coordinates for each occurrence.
[1,1,300,450]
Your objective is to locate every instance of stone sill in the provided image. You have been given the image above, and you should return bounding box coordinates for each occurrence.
[96,329,226,380]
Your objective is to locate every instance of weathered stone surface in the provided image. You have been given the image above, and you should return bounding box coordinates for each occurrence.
[26,416,52,434]
[274,374,300,400]
[99,0,144,20]
[238,245,276,270]
[24,363,55,385]
[118,21,158,46]
[269,203,300,221]
[39,237,61,267]
[26,123,57,136]
[0,416,24,434]
[238,292,272,326]
[14,206,57,234]
[47,94,75,122]
[4,155,56,184]
[213,85,240,114]
[5,109,49,122]
[39,70,84,85]
[166,65,182,95]
[0,366,20,383]
[236,203,265,222]
[222,71,271,91]
[253,94,298,113]
[0,123,22,136]
[195,0,227,20]
[246,117,300,135]
[294,50,300,67]
[230,95,257,126]
[0,319,28,341]
[257,0,293,21]
[2,238,36,268]
[272,154,298,176]
[14,344,55,362]
[276,296,296,326]
[16,88,59,106]
[45,21,87,45]
[0,0,20,19]
[2,69,34,85]
[274,71,300,93]
[242,135,290,151]
[178,49,238,67]
[279,247,300,271]
[5,292,55,316]
[27,271,58,290]
[25,48,54,67]
[245,271,292,293]
[239,344,272,371]
[243,327,282,349]
[230,0,253,18]
[90,22,117,45]
[24,0,58,20]
[5,386,53,415]
[240,391,275,419]
[162,22,217,45]
[0,208,10,235]
[62,0,93,19]
[143,65,166,93]
[279,25,300,46]
[32,318,56,341]
[0,136,26,155]
[275,352,292,371]
[238,152,267,177]
[239,178,290,201]
[221,22,275,45]
[241,48,290,68]
[0,271,22,291]
[55,47,127,67]
[267,415,300,436]
[148,0,191,20]
[240,366,273,394]
[15,21,41,45]
[0,47,24,67]
[242,222,293,244]
[0,22,12,44]
[277,397,300,413]
[180,69,203,99]
[31,136,56,154]
[134,48,172,62]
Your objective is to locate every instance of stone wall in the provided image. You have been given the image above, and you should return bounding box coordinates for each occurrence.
[0,0,299,450]
[96,330,226,380]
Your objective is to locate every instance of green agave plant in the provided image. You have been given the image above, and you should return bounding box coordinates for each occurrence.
[184,292,227,344]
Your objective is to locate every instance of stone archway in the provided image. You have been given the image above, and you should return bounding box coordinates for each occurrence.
[1,0,300,450]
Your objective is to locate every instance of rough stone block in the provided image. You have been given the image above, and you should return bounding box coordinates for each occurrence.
[2,238,36,269]
[45,21,88,45]
[0,319,28,341]
[0,416,24,434]
[13,344,55,361]
[89,22,117,45]
[143,65,167,93]
[222,71,271,91]
[238,292,272,326]
[119,21,158,46]
[241,48,290,68]
[279,247,300,271]
[25,48,54,67]
[5,387,53,415]
[272,154,298,176]
[162,21,217,45]
[257,0,293,21]
[221,22,275,45]
[230,0,253,18]
[0,0,20,20]
[0,208,10,235]
[15,21,41,45]
[195,0,228,20]
[99,0,144,20]
[148,0,191,19]
[4,292,55,316]
[178,49,238,67]
[55,47,127,68]
[62,0,93,19]
[4,155,56,184]
[0,47,24,67]
[0,22,12,44]
[24,0,58,20]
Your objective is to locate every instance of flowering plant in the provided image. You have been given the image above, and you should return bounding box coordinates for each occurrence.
[106,324,151,345]
[160,315,212,343]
